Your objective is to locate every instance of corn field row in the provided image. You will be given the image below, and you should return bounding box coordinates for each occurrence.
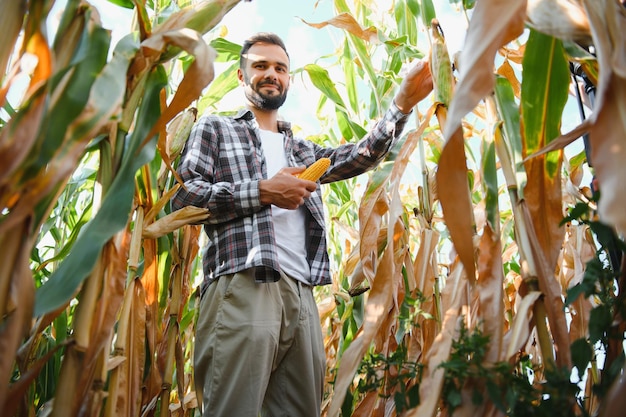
[1,0,625,416]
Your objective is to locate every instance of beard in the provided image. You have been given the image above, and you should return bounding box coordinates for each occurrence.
[243,76,288,110]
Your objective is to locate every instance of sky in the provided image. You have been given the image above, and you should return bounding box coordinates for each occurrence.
[59,0,467,135]
[44,0,585,160]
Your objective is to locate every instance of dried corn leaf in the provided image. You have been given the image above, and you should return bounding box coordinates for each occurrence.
[588,73,626,234]
[526,0,591,45]
[405,272,463,417]
[476,223,505,362]
[436,127,477,282]
[300,13,379,43]
[496,59,521,97]
[503,291,542,360]
[143,206,210,239]
[139,28,216,149]
[326,241,399,417]
[0,225,34,413]
[578,0,626,234]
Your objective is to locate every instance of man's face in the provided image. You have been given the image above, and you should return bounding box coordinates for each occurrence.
[239,42,290,110]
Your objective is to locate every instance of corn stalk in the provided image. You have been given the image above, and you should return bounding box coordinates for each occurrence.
[1,0,242,416]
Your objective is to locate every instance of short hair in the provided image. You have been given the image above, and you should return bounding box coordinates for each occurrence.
[239,32,289,69]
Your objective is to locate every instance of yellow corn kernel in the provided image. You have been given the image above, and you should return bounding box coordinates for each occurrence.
[297,158,331,182]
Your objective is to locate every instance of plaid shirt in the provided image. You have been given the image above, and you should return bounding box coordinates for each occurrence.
[171,103,409,295]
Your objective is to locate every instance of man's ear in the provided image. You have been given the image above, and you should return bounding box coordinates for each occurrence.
[237,68,245,85]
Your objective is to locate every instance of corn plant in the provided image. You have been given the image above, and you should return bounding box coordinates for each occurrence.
[300,1,626,416]
[2,0,626,416]
[1,0,244,415]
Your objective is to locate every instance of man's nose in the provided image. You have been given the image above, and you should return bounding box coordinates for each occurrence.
[264,67,278,80]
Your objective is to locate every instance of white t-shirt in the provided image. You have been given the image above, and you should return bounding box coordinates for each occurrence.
[259,129,311,284]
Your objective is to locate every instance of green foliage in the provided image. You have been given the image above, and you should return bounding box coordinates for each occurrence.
[356,345,422,413]
[34,65,164,316]
[439,324,584,417]
[563,197,626,403]
[349,290,429,414]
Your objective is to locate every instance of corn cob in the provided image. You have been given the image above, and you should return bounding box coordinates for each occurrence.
[429,19,454,108]
[166,107,197,159]
[297,158,331,182]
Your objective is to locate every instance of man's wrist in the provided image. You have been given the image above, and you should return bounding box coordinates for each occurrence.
[392,98,414,115]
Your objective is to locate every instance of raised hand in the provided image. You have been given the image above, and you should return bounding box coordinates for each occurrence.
[393,59,434,114]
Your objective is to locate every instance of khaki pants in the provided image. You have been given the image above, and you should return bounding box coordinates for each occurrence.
[194,269,326,417]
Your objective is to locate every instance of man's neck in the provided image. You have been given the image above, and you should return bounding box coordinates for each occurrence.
[249,105,279,132]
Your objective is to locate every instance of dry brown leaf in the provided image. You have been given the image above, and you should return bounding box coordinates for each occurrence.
[476,224,505,362]
[316,295,336,320]
[107,279,147,417]
[178,224,202,306]
[588,73,626,234]
[445,0,527,138]
[0,94,46,190]
[502,291,542,360]
[404,268,464,417]
[411,228,439,296]
[139,28,216,149]
[526,0,591,45]
[499,44,526,65]
[0,222,34,414]
[301,13,379,43]
[143,206,210,239]
[439,0,527,284]
[523,152,566,272]
[496,59,521,97]
[107,356,127,371]
[69,239,129,411]
[520,202,572,368]
[24,30,53,97]
[144,183,181,224]
[347,228,386,293]
[327,163,412,415]
[436,128,477,282]
[578,0,626,234]
[326,242,399,417]
[560,225,594,342]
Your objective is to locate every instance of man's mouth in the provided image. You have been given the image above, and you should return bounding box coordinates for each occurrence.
[260,82,280,92]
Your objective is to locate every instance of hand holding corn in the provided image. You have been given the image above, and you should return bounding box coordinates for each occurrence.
[296,158,331,182]
[259,166,318,210]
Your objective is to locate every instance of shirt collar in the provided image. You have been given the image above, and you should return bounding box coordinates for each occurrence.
[234,108,292,134]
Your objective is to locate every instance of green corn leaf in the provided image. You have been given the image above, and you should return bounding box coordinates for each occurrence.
[198,61,239,113]
[482,140,499,229]
[395,0,418,45]
[305,63,347,111]
[419,0,437,28]
[106,0,135,9]
[570,338,592,375]
[342,39,359,114]
[521,29,569,177]
[494,77,523,171]
[23,16,111,182]
[210,37,241,62]
[334,0,351,14]
[34,66,167,316]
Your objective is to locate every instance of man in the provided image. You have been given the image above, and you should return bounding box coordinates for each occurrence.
[171,32,432,417]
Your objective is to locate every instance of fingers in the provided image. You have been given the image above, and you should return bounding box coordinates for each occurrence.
[281,166,306,176]
[260,169,318,209]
